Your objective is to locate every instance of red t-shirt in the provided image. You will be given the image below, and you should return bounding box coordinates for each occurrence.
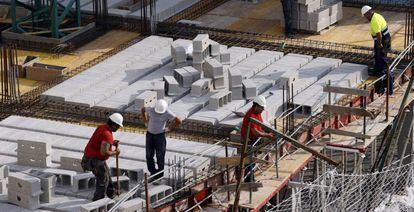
[84,124,114,161]
[241,108,263,141]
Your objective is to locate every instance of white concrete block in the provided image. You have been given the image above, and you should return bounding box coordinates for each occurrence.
[8,172,42,196]
[80,198,115,212]
[60,156,84,172]
[204,58,224,78]
[43,168,77,186]
[72,172,95,192]
[17,139,51,155]
[118,198,145,212]
[231,86,243,100]
[0,165,9,180]
[174,68,194,88]
[229,68,242,87]
[210,40,220,56]
[8,190,40,210]
[243,80,258,99]
[0,179,7,194]
[183,66,201,82]
[193,34,209,52]
[209,90,232,110]
[16,152,52,168]
[110,165,143,182]
[148,81,165,99]
[219,45,231,65]
[214,77,226,90]
[191,78,213,97]
[163,76,180,96]
[309,7,330,22]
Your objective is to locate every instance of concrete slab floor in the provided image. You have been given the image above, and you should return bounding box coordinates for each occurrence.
[195,0,405,50]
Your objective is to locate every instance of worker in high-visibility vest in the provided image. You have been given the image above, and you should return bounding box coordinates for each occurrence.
[362,5,393,95]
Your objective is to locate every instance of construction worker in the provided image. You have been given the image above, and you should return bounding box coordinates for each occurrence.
[141,99,181,180]
[81,113,123,201]
[281,0,294,38]
[240,95,275,182]
[362,5,393,95]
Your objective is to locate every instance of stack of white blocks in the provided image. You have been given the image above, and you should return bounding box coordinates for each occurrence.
[80,198,115,212]
[164,75,180,96]
[171,39,192,68]
[16,139,52,168]
[229,68,243,100]
[291,0,342,32]
[8,172,42,210]
[192,34,210,71]
[204,58,226,89]
[60,156,84,172]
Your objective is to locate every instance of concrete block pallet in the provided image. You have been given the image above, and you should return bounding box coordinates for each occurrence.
[290,0,343,32]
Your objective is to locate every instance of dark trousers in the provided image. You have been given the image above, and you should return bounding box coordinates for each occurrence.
[146,132,166,179]
[244,163,256,183]
[90,158,114,201]
[374,34,393,95]
[281,0,293,35]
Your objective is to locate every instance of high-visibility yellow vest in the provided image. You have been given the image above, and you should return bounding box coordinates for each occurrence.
[370,13,389,39]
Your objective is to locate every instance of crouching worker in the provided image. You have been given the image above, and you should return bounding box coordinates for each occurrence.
[81,113,123,201]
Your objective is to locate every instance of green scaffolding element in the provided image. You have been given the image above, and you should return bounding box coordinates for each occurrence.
[10,0,81,38]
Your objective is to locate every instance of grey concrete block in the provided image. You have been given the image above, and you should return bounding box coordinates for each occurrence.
[60,156,84,172]
[193,34,209,52]
[8,172,42,196]
[229,68,242,87]
[192,63,203,71]
[16,151,52,168]
[8,190,40,210]
[191,78,213,97]
[0,179,7,194]
[174,68,194,88]
[214,77,226,90]
[0,165,9,180]
[208,90,232,110]
[243,80,258,99]
[111,175,129,191]
[330,9,343,24]
[135,91,157,110]
[220,45,231,65]
[309,7,330,22]
[148,81,165,99]
[277,70,299,89]
[80,198,115,212]
[27,170,56,203]
[299,0,321,13]
[140,184,172,204]
[210,40,220,56]
[171,45,187,63]
[72,172,95,192]
[110,165,143,182]
[163,76,180,96]
[204,58,224,78]
[17,139,51,155]
[230,86,243,100]
[309,17,330,32]
[183,66,201,82]
[299,19,309,30]
[43,168,77,186]
[117,198,145,212]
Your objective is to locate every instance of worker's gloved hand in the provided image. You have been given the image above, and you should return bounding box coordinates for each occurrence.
[267,133,276,140]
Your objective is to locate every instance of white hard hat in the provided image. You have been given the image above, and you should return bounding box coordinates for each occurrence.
[155,99,168,114]
[361,5,372,16]
[253,95,266,107]
[109,113,123,127]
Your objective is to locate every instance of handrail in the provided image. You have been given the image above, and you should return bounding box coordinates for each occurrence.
[248,117,340,166]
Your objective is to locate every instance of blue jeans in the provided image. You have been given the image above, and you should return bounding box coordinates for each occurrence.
[146,132,166,179]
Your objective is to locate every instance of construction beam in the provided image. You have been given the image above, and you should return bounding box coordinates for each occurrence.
[325,128,371,139]
[217,182,263,192]
[323,85,370,96]
[249,117,340,166]
[323,105,374,118]
[216,156,268,166]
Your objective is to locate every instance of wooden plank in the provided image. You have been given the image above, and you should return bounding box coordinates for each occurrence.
[323,105,374,118]
[325,128,371,139]
[218,182,263,192]
[323,85,370,96]
[216,156,268,166]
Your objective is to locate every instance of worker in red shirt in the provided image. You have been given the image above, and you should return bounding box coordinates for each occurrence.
[81,113,123,201]
[240,95,275,182]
